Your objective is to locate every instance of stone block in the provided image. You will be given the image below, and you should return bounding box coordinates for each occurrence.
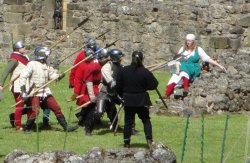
[229,26,244,34]
[66,16,81,28]
[210,37,230,49]
[3,0,26,5]
[6,4,32,13]
[229,38,241,50]
[67,3,82,10]
[17,23,32,35]
[4,12,23,24]
[237,14,250,27]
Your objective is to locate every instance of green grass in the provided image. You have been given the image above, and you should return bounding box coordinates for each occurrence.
[0,63,249,163]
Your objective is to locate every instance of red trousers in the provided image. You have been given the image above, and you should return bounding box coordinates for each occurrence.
[11,89,31,128]
[29,95,63,120]
[165,77,189,97]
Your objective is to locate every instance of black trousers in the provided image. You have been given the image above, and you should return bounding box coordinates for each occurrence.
[78,103,96,132]
[123,106,152,144]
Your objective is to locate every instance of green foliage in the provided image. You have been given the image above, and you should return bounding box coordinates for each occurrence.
[0,63,249,163]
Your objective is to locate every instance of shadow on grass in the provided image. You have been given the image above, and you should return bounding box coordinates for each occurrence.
[130,143,148,148]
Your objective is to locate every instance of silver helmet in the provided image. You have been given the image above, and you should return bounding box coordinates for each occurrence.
[13,41,25,51]
[33,46,51,60]
[98,48,109,58]
[109,49,123,63]
[85,48,94,57]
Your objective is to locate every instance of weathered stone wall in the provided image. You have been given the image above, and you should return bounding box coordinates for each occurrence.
[0,0,250,65]
[0,0,249,113]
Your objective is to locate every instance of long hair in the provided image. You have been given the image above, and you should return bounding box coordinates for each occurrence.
[184,40,197,51]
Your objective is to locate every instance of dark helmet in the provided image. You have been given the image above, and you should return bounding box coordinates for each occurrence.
[109,49,123,63]
[98,48,109,58]
[33,46,51,60]
[13,41,25,51]
[85,37,96,50]
[132,51,144,64]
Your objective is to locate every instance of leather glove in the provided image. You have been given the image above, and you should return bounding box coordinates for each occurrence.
[71,94,78,101]
[69,84,74,88]
[58,73,65,80]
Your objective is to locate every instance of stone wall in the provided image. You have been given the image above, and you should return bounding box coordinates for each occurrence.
[0,0,250,65]
[0,0,249,113]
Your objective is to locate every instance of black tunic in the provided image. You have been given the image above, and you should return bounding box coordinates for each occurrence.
[116,63,158,107]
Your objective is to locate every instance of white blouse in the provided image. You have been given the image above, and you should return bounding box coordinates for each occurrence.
[178,46,210,62]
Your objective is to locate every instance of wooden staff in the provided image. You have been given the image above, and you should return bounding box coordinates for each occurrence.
[74,101,91,111]
[11,39,119,108]
[49,17,89,50]
[67,94,84,102]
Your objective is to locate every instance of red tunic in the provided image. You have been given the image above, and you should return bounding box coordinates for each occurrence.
[74,59,101,106]
[69,49,85,85]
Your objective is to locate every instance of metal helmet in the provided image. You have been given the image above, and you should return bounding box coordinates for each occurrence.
[85,37,96,50]
[33,46,51,60]
[98,48,109,58]
[84,48,94,57]
[109,49,123,63]
[132,51,144,64]
[13,41,25,51]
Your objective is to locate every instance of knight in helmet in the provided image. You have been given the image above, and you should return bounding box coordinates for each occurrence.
[19,46,77,132]
[68,36,100,89]
[0,41,30,130]
[96,49,123,131]
[71,48,102,136]
[97,49,139,134]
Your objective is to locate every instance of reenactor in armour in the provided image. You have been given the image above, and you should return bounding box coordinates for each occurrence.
[96,49,123,131]
[69,37,100,88]
[19,46,77,132]
[97,49,138,134]
[71,48,102,136]
[0,41,30,130]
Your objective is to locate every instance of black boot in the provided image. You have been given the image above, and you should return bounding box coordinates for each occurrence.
[39,117,51,130]
[24,119,35,133]
[57,116,78,132]
[9,113,15,128]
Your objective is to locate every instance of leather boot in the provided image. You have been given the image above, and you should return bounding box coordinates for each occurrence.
[24,119,35,133]
[39,117,51,129]
[57,115,78,132]
[9,113,15,128]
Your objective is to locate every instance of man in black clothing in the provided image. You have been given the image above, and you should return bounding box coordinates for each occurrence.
[116,51,158,148]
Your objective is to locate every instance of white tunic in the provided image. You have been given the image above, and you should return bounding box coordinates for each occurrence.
[19,61,59,97]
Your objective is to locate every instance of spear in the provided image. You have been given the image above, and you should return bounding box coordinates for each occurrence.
[49,17,90,50]
[58,29,111,64]
[11,39,119,108]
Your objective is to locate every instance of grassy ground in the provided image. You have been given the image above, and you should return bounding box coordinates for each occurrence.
[0,63,249,163]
